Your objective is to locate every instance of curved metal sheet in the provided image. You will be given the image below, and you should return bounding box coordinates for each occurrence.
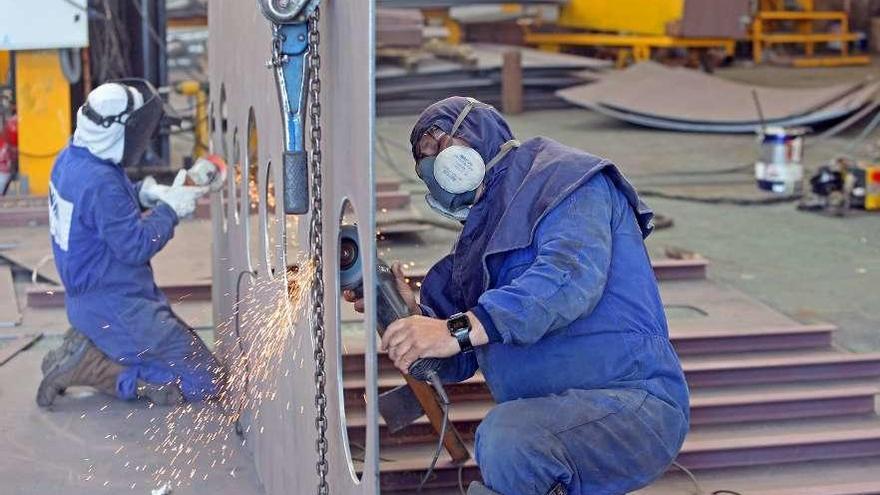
[209,1,377,494]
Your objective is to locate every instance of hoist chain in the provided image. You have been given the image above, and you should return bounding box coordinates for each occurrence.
[306,8,329,495]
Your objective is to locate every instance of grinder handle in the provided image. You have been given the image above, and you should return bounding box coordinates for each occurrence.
[355,260,446,381]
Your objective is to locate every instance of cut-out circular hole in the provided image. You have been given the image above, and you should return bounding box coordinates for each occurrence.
[211,100,228,232]
[246,108,261,273]
[337,200,365,483]
[208,101,216,153]
[265,161,281,277]
[232,126,241,225]
[219,84,229,162]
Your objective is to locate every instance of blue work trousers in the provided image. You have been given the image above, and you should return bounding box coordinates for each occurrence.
[475,388,687,495]
[112,307,221,401]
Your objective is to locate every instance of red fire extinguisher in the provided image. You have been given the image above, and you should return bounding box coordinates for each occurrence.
[0,115,17,195]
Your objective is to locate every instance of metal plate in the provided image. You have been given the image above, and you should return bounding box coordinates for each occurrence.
[208,1,377,494]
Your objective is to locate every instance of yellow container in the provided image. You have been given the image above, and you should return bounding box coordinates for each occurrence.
[559,0,685,36]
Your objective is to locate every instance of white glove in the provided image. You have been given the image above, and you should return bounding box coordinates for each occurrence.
[187,157,226,192]
[154,185,209,219]
[151,171,209,219]
[138,176,169,209]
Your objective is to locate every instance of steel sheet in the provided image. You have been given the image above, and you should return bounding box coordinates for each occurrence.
[208,1,378,494]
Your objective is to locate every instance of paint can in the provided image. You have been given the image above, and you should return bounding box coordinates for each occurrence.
[755,126,806,195]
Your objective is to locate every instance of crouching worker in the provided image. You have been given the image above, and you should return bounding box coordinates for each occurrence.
[345,97,690,495]
[38,81,224,407]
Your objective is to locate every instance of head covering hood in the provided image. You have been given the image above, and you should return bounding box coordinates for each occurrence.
[410,96,515,167]
[73,83,144,164]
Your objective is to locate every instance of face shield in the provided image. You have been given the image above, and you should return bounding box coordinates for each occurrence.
[81,78,174,168]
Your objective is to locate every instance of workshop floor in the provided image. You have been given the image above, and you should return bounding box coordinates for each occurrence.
[1,61,878,495]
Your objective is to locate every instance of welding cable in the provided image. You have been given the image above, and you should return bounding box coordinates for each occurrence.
[230,268,257,437]
[417,372,453,493]
[630,163,754,179]
[418,400,450,493]
[834,102,880,159]
[671,461,743,495]
[814,99,880,143]
[638,188,801,206]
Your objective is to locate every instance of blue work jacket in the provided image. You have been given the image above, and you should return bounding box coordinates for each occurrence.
[411,99,689,419]
[48,144,180,363]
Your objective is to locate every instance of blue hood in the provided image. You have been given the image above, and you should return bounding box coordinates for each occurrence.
[410,96,515,167]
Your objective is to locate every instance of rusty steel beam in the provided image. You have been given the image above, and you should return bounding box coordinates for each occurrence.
[26,283,211,308]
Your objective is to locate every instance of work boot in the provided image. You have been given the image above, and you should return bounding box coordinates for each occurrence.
[36,337,123,407]
[41,327,83,376]
[136,380,184,406]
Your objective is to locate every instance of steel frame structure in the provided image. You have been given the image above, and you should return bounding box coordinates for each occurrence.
[208,1,378,494]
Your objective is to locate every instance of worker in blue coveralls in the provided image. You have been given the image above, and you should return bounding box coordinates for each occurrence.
[346,97,690,495]
[37,81,224,408]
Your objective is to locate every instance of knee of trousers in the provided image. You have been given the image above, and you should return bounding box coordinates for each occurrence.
[176,358,224,401]
[475,405,574,495]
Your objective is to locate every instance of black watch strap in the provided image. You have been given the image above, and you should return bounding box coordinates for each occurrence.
[447,312,474,353]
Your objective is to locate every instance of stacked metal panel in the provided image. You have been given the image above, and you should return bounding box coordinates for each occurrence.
[377,43,610,116]
[558,62,880,133]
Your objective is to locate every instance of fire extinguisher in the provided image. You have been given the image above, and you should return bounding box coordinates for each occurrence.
[0,115,17,195]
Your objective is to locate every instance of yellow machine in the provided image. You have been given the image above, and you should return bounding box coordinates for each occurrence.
[1,1,87,195]
[525,0,736,68]
[751,0,869,66]
[14,51,71,195]
[559,0,684,36]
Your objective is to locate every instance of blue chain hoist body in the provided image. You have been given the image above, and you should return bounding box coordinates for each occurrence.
[260,0,320,214]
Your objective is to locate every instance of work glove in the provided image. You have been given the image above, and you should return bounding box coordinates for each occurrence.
[138,175,169,209]
[187,155,227,192]
[147,170,209,220]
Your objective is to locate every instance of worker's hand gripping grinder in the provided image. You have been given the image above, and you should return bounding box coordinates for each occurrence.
[338,226,447,385]
[338,225,452,426]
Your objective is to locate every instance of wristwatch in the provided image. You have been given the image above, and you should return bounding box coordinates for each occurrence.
[447,312,474,353]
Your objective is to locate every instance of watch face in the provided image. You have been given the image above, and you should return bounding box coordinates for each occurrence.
[448,314,470,332]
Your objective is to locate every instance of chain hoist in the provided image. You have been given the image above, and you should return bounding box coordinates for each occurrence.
[258,1,327,493]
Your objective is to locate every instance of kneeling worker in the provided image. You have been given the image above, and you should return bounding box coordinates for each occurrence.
[38,81,224,407]
[346,97,690,495]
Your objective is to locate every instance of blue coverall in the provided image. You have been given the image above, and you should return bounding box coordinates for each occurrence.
[48,144,221,401]
[411,98,690,495]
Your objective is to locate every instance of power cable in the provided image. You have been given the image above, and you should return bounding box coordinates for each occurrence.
[417,400,450,493]
[671,461,743,495]
[834,103,880,160]
[639,188,801,206]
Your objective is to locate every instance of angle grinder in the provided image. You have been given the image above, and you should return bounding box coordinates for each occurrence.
[338,225,446,386]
